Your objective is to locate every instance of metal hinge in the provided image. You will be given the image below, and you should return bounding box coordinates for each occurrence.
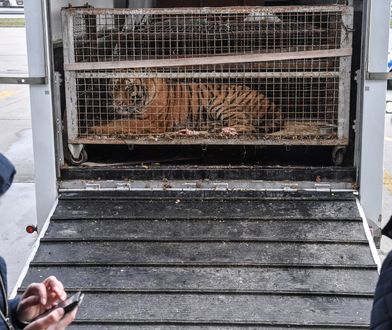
[85,183,101,190]
[314,183,332,192]
[366,72,392,81]
[71,182,134,191]
[0,76,47,85]
[281,183,299,192]
[115,183,132,191]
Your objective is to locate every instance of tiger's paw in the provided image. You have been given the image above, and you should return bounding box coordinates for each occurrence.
[173,129,208,137]
[89,125,115,135]
[89,126,104,135]
[220,127,238,137]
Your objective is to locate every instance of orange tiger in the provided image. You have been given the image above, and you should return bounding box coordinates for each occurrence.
[90,78,283,137]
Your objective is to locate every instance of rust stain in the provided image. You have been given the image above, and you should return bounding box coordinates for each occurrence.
[63,5,350,16]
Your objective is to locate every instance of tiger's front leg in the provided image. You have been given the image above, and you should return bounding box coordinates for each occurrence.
[90,119,166,136]
[219,124,256,137]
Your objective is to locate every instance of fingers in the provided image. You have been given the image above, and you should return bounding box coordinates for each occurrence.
[24,308,65,330]
[43,276,67,301]
[57,307,78,327]
[17,295,42,311]
[22,283,48,305]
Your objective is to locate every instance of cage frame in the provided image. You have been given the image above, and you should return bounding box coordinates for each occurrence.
[62,5,353,149]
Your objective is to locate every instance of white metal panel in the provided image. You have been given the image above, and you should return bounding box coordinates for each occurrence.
[51,0,114,41]
[359,0,389,226]
[24,0,57,230]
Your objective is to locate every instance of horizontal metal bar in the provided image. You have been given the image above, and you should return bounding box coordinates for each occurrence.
[62,5,351,16]
[0,76,47,85]
[366,72,392,81]
[65,49,352,71]
[69,138,349,146]
[76,71,341,80]
[58,179,355,193]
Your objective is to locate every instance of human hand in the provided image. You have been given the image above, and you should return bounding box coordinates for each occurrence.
[17,276,67,324]
[24,307,78,330]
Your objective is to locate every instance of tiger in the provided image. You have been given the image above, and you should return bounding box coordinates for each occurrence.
[90,77,283,137]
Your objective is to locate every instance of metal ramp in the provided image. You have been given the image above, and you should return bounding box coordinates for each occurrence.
[21,190,378,329]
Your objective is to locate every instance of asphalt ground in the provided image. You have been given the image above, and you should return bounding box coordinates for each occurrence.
[0,26,36,292]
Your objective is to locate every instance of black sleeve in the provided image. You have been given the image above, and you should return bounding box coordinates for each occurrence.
[0,257,25,329]
[370,251,392,329]
[9,297,27,330]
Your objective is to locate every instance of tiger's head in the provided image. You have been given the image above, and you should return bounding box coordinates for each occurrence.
[111,78,152,116]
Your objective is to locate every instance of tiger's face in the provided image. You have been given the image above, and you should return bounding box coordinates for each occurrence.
[112,78,147,116]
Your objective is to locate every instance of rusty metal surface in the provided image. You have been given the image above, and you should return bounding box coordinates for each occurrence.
[62,5,351,16]
[69,138,349,146]
[65,50,352,71]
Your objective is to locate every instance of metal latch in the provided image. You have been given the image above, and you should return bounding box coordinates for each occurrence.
[366,72,392,81]
[0,76,47,85]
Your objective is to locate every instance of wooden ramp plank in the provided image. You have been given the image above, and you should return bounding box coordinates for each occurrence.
[53,199,361,220]
[21,191,376,328]
[68,293,372,327]
[23,266,377,295]
[33,241,374,267]
[44,219,367,242]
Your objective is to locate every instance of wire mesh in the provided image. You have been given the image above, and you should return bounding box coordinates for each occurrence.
[63,6,351,144]
[71,9,343,63]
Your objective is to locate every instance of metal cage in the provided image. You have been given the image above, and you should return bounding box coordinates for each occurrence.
[62,5,353,149]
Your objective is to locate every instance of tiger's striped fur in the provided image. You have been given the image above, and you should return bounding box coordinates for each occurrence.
[91,78,283,136]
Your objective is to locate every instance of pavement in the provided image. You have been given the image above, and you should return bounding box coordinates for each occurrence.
[0,26,37,292]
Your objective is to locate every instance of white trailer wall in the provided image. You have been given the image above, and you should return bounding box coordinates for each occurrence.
[359,0,389,231]
[51,1,114,41]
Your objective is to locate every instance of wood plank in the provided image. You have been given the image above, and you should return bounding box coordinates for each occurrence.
[33,242,375,267]
[22,266,377,296]
[64,293,373,326]
[64,49,353,71]
[52,200,361,220]
[43,219,367,243]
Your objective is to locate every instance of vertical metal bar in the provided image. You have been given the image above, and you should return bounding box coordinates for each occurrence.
[338,7,353,140]
[53,72,65,173]
[24,0,57,230]
[62,11,79,141]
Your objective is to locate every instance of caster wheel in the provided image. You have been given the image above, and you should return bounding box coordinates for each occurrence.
[332,147,346,166]
[67,149,88,166]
